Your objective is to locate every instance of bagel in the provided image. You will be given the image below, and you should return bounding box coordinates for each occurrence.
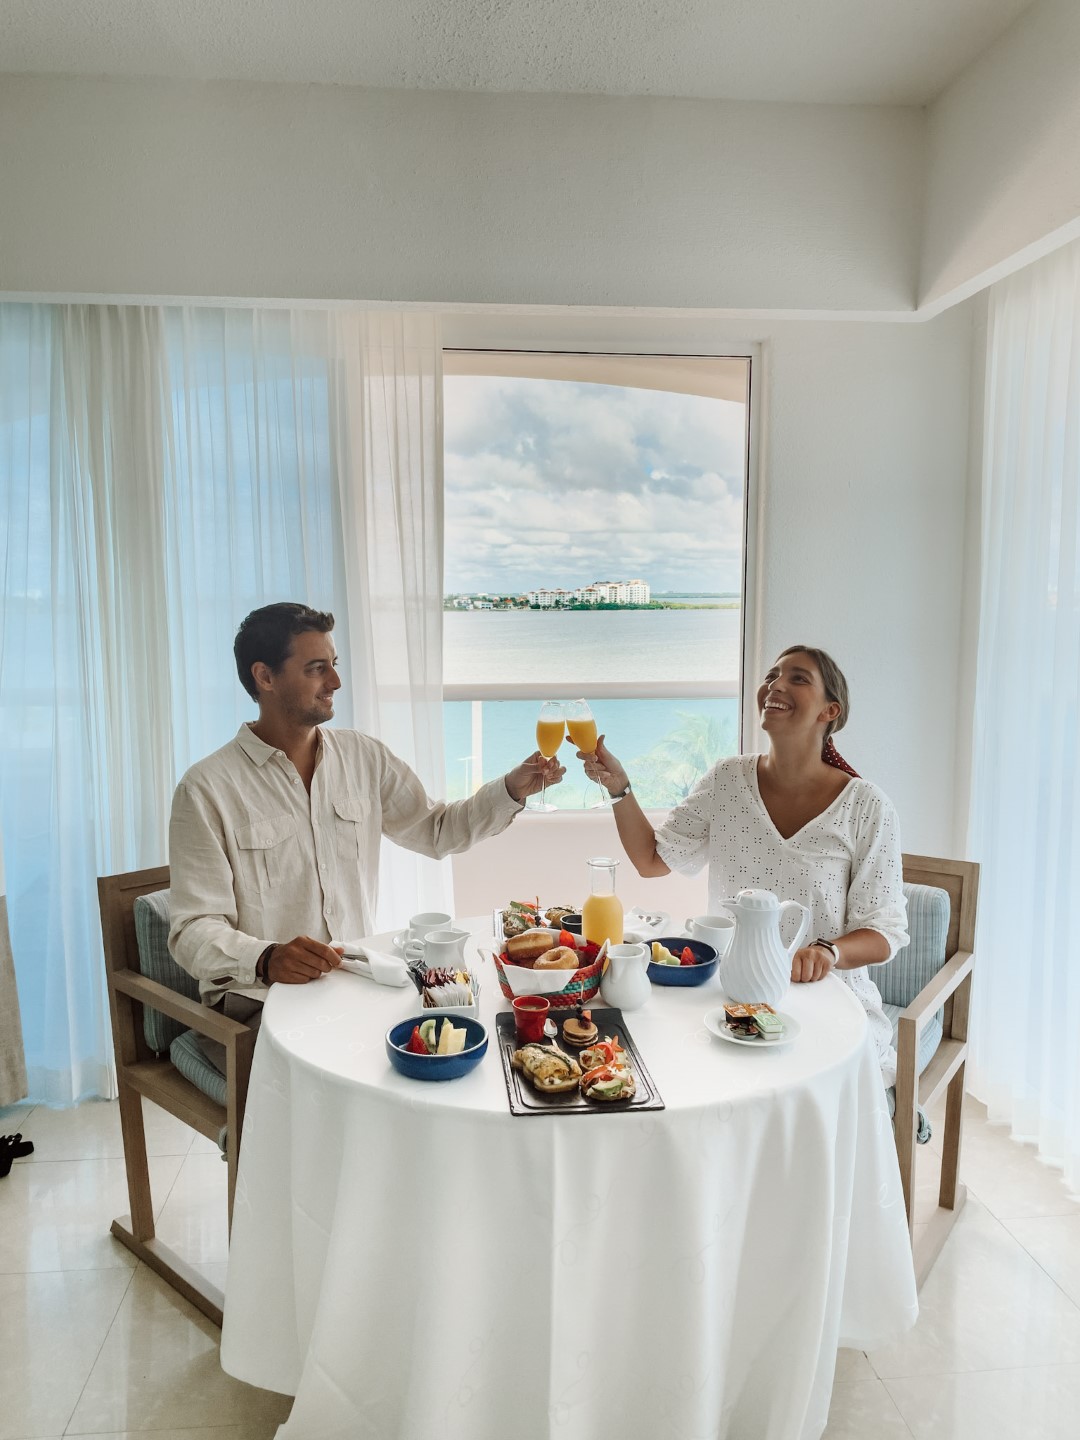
[533,945,579,971]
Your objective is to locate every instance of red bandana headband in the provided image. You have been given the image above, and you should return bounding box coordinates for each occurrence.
[823,736,859,778]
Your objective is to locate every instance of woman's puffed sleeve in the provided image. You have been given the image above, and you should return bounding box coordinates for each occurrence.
[846,787,909,959]
[654,764,718,876]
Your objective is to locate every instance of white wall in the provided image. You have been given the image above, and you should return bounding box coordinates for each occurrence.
[920,0,1080,311]
[0,75,925,313]
[445,302,976,887]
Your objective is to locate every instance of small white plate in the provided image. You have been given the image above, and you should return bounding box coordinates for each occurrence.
[391,930,408,953]
[704,1007,801,1049]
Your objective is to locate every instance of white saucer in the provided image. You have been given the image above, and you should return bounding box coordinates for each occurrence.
[391,931,408,953]
[704,1007,801,1049]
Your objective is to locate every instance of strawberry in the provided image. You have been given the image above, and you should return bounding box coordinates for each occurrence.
[405,1026,430,1055]
[680,946,697,967]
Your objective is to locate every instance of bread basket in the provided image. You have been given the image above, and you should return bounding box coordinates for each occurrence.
[493,948,603,1008]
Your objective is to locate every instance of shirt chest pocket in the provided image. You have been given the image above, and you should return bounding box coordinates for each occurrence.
[234,813,299,892]
[332,796,366,861]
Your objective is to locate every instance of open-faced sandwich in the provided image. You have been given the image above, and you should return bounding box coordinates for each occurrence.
[501,900,578,939]
[580,1060,636,1103]
[577,1034,627,1072]
[577,1033,635,1102]
[511,1044,582,1093]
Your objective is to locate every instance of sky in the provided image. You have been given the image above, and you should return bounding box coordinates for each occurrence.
[443,374,747,595]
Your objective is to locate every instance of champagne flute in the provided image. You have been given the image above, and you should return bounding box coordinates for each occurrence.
[565,698,606,809]
[532,700,566,812]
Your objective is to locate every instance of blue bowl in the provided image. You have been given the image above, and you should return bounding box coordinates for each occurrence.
[386,1014,489,1081]
[647,936,719,987]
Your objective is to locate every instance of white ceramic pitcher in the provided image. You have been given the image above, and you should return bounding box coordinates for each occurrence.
[599,942,651,1012]
[718,889,810,1007]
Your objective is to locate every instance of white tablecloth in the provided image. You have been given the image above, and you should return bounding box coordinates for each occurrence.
[221,925,917,1440]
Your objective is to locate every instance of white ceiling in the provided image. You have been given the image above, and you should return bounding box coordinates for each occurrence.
[0,0,1035,106]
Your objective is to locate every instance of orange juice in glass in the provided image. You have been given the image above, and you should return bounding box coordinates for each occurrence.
[582,856,624,947]
[531,701,566,812]
[536,718,566,758]
[566,715,598,753]
[566,698,606,809]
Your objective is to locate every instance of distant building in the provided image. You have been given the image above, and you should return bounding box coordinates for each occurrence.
[527,587,572,607]
[572,578,651,605]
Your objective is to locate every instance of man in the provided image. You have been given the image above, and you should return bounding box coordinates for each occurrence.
[169,602,563,1060]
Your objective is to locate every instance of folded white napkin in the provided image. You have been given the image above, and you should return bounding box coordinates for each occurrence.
[499,963,584,997]
[337,939,410,987]
[624,907,670,935]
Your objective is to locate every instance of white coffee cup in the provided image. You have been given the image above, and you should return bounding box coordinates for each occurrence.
[407,911,452,941]
[685,914,736,957]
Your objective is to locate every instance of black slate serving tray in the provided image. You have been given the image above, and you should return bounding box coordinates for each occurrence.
[495,1005,665,1116]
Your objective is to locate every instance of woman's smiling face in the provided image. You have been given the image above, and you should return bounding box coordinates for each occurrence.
[757,651,839,736]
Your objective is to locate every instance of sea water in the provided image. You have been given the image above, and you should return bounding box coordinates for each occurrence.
[443,605,743,808]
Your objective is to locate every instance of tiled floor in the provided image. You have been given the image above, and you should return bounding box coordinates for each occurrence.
[1,1092,1078,1439]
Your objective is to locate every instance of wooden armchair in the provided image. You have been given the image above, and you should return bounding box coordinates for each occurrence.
[98,866,256,1327]
[880,855,979,1285]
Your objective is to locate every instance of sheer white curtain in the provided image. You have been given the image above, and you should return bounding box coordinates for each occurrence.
[329,312,449,923]
[0,302,446,1103]
[968,239,1080,1190]
[163,308,449,925]
[0,305,174,1103]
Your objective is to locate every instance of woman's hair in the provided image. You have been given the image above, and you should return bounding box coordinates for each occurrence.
[776,644,850,741]
[234,602,335,700]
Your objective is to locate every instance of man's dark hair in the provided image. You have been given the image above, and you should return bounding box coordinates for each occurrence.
[234,603,335,701]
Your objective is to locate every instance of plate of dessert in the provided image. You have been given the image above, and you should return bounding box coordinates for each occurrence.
[496,1005,664,1115]
[704,1002,801,1049]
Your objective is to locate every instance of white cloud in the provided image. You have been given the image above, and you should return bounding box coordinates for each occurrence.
[443,374,748,593]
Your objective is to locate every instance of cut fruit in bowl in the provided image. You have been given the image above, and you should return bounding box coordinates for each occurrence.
[385,1014,488,1080]
[647,937,719,987]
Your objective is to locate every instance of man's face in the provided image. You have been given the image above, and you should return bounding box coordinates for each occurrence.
[258,629,341,726]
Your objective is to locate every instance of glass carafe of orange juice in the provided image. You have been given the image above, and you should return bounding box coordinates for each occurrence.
[582,856,624,947]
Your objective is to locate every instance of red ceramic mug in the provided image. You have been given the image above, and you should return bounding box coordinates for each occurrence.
[512,995,550,1043]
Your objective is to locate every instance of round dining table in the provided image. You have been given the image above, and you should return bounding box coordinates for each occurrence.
[220,923,918,1440]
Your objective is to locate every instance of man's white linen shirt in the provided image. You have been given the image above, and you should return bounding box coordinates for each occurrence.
[169,723,522,1005]
[655,753,908,1085]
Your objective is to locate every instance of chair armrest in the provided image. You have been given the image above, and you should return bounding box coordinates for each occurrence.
[110,971,252,1047]
[899,949,974,1032]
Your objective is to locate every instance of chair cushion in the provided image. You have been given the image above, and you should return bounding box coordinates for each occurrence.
[869,883,950,1008]
[169,1028,227,1107]
[882,1002,943,1075]
[133,889,201,1056]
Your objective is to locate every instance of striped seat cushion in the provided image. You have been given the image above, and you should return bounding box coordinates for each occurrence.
[133,889,201,1056]
[882,1003,943,1075]
[169,1028,227,1107]
[869,882,950,1009]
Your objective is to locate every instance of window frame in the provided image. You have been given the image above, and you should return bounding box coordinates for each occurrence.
[440,345,761,811]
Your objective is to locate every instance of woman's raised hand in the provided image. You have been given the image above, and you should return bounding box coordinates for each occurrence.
[577,734,629,797]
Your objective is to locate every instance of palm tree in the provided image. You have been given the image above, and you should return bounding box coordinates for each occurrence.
[626,710,737,808]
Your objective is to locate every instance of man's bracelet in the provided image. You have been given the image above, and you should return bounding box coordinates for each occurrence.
[257,944,276,984]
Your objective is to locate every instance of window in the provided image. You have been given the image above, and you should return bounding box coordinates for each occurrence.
[442,351,752,809]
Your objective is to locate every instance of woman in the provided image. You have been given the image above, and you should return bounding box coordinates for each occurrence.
[579,646,907,1087]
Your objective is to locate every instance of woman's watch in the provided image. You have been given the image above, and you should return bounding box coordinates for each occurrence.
[607,782,632,803]
[811,938,840,967]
